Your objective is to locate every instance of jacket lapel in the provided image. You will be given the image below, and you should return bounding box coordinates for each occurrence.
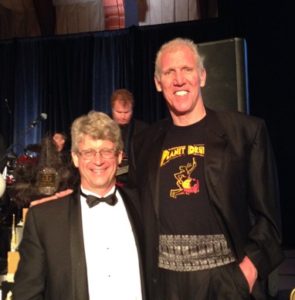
[204,109,228,204]
[146,122,170,218]
[69,191,89,300]
[117,186,146,300]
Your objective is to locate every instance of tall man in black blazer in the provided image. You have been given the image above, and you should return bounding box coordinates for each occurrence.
[129,38,284,300]
[13,111,145,300]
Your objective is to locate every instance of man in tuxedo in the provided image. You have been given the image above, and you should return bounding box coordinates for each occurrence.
[128,38,284,299]
[13,111,145,300]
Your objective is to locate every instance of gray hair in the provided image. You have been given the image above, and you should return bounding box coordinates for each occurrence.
[71,111,123,152]
[154,37,204,79]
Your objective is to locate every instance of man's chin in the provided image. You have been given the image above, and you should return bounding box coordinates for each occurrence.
[171,108,190,117]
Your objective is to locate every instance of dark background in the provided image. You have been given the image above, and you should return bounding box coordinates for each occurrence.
[0,1,294,247]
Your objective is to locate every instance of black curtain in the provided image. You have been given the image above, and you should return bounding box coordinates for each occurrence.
[92,29,135,113]
[0,19,229,156]
[0,40,15,149]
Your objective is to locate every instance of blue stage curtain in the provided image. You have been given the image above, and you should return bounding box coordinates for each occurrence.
[0,40,14,148]
[0,19,226,155]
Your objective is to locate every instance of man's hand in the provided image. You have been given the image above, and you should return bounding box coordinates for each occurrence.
[239,256,258,293]
[30,189,73,207]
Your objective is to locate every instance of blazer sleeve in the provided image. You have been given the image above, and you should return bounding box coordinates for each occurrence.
[244,119,283,278]
[13,208,45,300]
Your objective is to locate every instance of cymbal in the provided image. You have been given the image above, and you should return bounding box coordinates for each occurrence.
[25,144,41,153]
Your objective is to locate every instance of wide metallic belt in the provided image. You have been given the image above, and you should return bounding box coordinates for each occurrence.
[158,234,235,272]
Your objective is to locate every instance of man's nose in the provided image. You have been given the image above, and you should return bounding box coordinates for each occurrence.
[174,71,185,85]
[92,151,104,163]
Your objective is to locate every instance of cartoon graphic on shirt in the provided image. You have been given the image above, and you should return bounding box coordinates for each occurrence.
[160,144,204,199]
[170,157,200,198]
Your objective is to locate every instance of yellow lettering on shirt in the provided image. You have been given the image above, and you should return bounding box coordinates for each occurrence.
[160,146,186,166]
[187,145,205,156]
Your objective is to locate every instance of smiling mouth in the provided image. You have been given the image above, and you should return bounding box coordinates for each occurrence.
[91,168,107,175]
[175,90,188,96]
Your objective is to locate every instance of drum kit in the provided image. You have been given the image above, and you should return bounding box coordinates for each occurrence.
[1,144,40,193]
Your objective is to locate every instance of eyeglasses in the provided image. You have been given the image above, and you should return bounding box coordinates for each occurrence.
[77,148,118,160]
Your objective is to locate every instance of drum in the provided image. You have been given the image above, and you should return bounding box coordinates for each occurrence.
[17,154,38,166]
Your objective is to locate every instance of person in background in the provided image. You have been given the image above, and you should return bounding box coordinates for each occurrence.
[111,89,149,182]
[52,132,67,152]
[52,131,71,164]
[128,37,283,300]
[13,111,145,300]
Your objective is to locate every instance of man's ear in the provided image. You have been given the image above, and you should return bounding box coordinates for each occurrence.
[71,151,79,168]
[117,151,123,165]
[154,76,162,92]
[200,68,207,88]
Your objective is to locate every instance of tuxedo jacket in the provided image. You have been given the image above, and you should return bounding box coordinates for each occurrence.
[128,108,284,299]
[13,187,145,300]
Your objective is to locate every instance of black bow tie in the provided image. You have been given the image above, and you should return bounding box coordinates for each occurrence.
[80,189,118,208]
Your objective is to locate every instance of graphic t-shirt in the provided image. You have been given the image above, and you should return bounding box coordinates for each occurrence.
[159,116,221,235]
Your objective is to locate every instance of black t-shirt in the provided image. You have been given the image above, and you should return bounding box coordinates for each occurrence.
[159,116,221,235]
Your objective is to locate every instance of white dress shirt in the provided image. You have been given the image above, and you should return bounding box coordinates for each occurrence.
[80,186,142,300]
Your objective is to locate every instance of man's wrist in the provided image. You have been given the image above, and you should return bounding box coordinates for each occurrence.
[239,256,258,292]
